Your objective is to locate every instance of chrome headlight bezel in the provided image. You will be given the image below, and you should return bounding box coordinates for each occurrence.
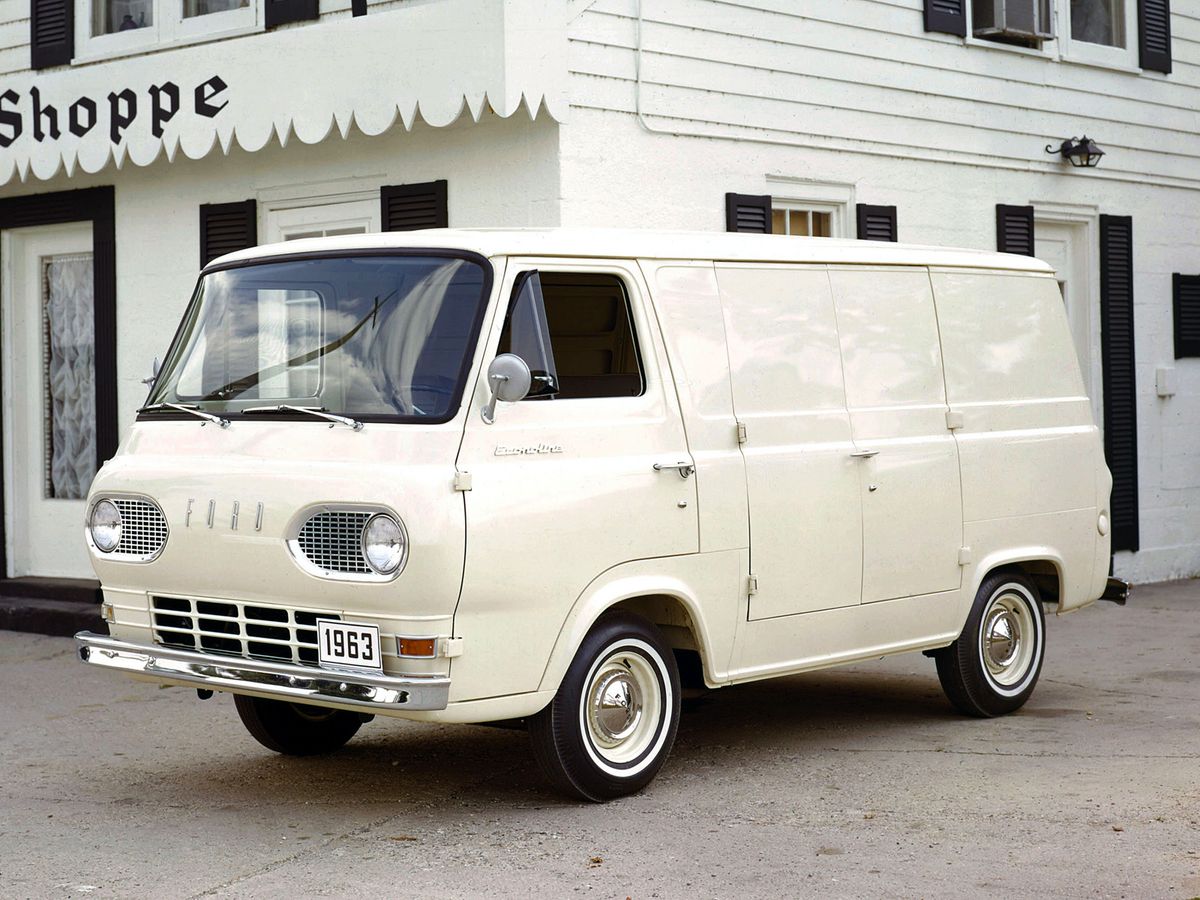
[286,504,409,583]
[362,513,408,576]
[88,498,123,553]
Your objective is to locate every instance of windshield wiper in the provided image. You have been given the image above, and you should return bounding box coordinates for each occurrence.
[139,402,230,429]
[243,405,364,432]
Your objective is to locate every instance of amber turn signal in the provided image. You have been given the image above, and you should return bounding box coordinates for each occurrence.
[396,636,437,658]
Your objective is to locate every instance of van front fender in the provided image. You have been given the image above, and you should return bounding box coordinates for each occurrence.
[536,551,744,696]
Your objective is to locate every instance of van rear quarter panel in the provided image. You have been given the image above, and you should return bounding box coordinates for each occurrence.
[931,269,1105,609]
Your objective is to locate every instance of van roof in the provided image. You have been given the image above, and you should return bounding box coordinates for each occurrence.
[208,228,1055,274]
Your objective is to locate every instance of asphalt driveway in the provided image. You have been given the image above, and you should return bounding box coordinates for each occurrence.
[2,580,1198,898]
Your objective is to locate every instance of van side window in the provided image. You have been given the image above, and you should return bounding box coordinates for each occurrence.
[500,272,645,400]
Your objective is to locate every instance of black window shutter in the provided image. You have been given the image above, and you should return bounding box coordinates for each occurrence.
[200,200,257,267]
[724,193,772,234]
[31,0,73,69]
[1099,215,1139,554]
[1138,0,1172,73]
[996,205,1036,256]
[856,204,898,242]
[1174,274,1200,358]
[381,180,448,231]
[265,0,319,29]
[925,0,967,37]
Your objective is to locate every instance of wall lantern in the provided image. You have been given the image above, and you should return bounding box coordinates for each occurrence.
[1045,136,1106,168]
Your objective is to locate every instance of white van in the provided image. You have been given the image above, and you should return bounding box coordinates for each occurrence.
[75,229,1125,801]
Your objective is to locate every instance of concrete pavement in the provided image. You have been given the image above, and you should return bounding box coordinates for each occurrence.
[1,581,1198,899]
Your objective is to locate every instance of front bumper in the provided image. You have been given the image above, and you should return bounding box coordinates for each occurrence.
[74,632,450,711]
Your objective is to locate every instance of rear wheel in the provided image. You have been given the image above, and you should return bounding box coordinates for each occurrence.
[234,695,363,755]
[935,571,1045,717]
[529,612,681,802]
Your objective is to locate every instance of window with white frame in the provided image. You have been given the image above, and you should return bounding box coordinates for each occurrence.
[264,196,381,244]
[77,0,256,60]
[1062,0,1138,66]
[772,205,833,238]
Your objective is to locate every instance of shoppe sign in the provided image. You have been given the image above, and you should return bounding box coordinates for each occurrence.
[0,0,567,186]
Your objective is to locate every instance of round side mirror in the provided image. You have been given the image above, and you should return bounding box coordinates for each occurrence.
[488,353,533,402]
[481,354,532,424]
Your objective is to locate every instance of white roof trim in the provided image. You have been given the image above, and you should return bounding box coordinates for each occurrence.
[0,0,566,186]
[207,227,1056,274]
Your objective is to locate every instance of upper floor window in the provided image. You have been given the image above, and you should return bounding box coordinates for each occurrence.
[772,206,833,238]
[79,0,257,59]
[1071,0,1124,46]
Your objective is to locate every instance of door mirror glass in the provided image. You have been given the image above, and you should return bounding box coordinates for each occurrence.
[481,354,532,424]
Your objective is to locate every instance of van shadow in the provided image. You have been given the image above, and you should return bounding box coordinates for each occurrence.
[119,667,954,811]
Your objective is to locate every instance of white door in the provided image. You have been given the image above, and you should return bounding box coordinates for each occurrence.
[453,259,699,699]
[1036,221,1102,425]
[714,264,863,618]
[829,267,963,604]
[1,223,97,578]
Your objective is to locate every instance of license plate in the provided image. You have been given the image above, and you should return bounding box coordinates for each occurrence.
[317,620,383,671]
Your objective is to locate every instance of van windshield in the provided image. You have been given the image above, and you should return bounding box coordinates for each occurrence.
[144,254,491,423]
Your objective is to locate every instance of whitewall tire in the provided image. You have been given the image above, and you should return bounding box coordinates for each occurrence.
[935,571,1046,717]
[529,611,681,802]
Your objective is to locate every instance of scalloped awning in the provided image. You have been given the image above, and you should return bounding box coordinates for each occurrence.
[0,0,566,186]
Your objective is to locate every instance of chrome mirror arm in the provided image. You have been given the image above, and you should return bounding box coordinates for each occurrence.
[481,374,510,425]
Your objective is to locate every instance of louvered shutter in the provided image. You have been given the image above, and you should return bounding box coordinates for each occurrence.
[1138,0,1172,73]
[30,0,73,69]
[200,200,257,267]
[925,0,967,37]
[725,193,772,234]
[856,204,898,242]
[1099,215,1139,554]
[265,0,318,28]
[381,181,449,232]
[996,205,1036,256]
[1174,274,1200,358]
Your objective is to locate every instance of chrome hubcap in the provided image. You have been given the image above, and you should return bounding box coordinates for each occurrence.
[582,647,663,766]
[984,608,1021,670]
[979,590,1036,687]
[588,669,643,747]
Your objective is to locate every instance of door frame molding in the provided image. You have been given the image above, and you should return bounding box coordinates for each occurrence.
[1032,204,1103,430]
[0,187,116,578]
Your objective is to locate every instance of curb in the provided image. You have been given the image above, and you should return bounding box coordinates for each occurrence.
[0,597,104,638]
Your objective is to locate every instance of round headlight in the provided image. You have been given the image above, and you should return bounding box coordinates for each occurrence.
[89,499,122,553]
[362,514,406,575]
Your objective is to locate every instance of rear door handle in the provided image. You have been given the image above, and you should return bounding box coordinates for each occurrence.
[653,461,696,479]
[849,449,880,459]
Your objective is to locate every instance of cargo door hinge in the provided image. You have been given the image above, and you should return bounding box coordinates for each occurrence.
[747,574,758,595]
[439,637,465,658]
[946,409,964,431]
[958,546,972,566]
[736,422,748,444]
[453,471,473,492]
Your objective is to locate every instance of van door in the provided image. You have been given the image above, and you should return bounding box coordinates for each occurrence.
[714,264,863,618]
[452,259,699,701]
[828,267,963,604]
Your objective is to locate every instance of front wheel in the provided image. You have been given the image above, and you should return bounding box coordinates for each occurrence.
[234,695,363,756]
[935,571,1046,717]
[529,612,681,802]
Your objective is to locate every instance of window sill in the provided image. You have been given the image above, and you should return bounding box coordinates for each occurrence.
[72,21,262,66]
[1057,51,1143,76]
[963,35,1057,60]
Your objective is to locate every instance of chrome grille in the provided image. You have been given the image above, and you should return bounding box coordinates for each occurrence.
[296,511,372,575]
[151,596,340,665]
[110,497,168,560]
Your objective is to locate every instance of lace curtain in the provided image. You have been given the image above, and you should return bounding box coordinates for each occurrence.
[43,253,96,500]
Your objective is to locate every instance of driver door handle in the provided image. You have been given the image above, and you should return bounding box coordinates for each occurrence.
[653,461,696,479]
[849,449,880,459]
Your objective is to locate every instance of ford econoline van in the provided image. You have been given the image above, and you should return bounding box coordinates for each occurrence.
[75,229,1125,801]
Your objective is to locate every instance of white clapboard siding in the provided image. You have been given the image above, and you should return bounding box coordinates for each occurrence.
[0,0,26,75]
[569,0,1200,188]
